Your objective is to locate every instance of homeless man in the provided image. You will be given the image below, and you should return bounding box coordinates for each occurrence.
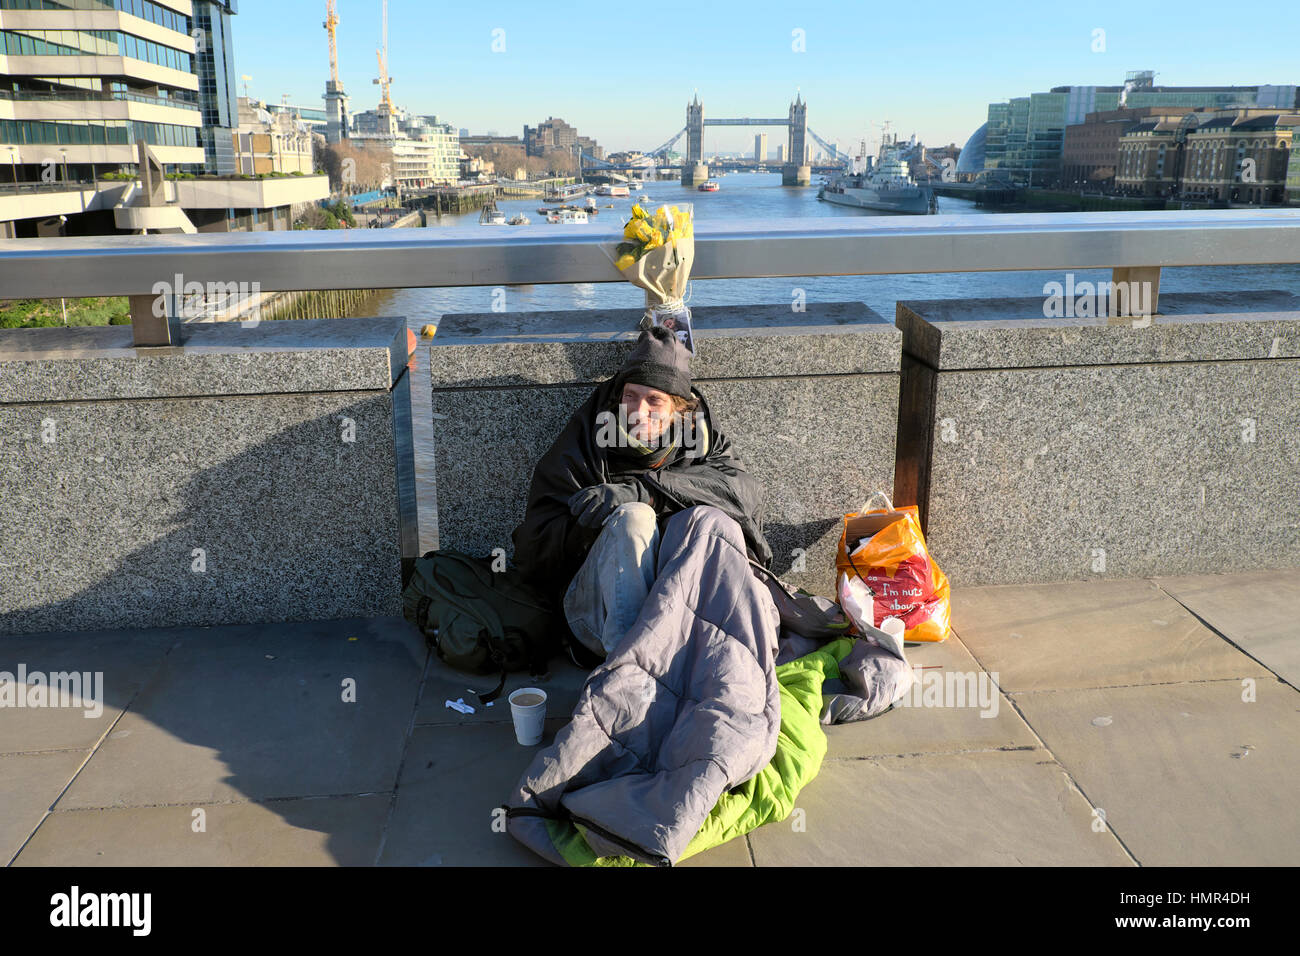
[511,325,774,661]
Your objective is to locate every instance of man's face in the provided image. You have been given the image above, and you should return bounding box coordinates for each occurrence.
[621,382,674,444]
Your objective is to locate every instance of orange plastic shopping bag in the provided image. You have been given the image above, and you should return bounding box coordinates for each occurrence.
[835,492,950,643]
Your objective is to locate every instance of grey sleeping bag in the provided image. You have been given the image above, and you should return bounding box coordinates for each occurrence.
[503,505,917,865]
[504,505,781,866]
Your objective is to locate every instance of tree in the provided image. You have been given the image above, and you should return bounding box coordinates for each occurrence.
[294,205,340,230]
[462,142,534,180]
[330,199,356,227]
[316,140,395,193]
[460,142,580,180]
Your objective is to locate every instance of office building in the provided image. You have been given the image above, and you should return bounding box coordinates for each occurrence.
[1114,109,1298,203]
[524,116,601,160]
[351,106,461,188]
[1062,107,1193,186]
[1178,111,1298,204]
[268,102,328,135]
[460,133,524,150]
[234,97,315,175]
[524,116,575,156]
[1,0,327,237]
[982,71,1299,187]
[1,0,205,184]
[191,0,238,174]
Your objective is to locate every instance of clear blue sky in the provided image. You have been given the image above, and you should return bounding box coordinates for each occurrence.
[231,0,1300,153]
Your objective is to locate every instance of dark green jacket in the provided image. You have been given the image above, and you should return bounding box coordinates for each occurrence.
[510,374,773,599]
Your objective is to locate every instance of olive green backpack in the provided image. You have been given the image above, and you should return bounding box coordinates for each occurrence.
[402,550,564,703]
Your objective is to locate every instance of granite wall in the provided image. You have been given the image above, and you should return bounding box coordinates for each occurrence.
[428,303,902,597]
[896,291,1300,586]
[0,317,419,635]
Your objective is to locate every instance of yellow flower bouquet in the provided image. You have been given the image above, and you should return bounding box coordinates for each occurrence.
[608,201,696,355]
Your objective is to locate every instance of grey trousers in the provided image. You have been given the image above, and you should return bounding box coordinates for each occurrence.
[563,502,661,658]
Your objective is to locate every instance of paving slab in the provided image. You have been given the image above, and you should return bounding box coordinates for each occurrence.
[1155,569,1300,688]
[1011,678,1300,865]
[413,654,591,726]
[57,618,425,809]
[749,747,1132,866]
[380,720,566,866]
[13,795,390,866]
[825,633,1039,758]
[0,751,86,865]
[0,627,176,753]
[950,579,1271,692]
[384,721,757,867]
[678,833,755,867]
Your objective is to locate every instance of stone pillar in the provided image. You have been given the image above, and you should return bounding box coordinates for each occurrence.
[681,163,710,186]
[782,163,811,186]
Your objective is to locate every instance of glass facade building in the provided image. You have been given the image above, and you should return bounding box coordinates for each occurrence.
[0,28,192,70]
[191,0,239,175]
[0,0,206,181]
[955,123,987,175]
[0,1,188,33]
[980,75,1296,187]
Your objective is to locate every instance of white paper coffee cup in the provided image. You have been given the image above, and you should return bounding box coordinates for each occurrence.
[880,617,906,642]
[508,687,548,746]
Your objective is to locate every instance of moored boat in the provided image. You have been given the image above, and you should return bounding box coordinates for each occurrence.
[817,128,932,215]
[478,202,507,225]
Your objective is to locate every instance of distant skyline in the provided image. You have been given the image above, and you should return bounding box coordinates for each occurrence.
[232,0,1300,153]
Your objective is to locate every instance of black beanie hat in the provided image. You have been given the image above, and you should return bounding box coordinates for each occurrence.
[615,326,692,400]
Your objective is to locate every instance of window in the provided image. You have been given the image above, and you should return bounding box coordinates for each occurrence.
[0,1,190,35]
[0,28,190,71]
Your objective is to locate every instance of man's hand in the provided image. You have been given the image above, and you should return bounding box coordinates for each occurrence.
[567,481,645,530]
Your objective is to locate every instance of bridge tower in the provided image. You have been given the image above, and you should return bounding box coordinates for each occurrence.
[686,92,703,164]
[683,92,709,186]
[783,92,810,185]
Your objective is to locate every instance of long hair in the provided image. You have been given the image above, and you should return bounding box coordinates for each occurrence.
[670,392,700,417]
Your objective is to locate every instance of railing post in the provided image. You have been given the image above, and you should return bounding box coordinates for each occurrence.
[1109,266,1161,321]
[130,291,181,347]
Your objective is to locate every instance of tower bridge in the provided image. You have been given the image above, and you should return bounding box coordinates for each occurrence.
[576,94,848,185]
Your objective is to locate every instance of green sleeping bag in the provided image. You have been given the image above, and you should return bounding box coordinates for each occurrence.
[541,637,856,867]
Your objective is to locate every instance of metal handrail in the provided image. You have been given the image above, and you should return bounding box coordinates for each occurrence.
[0,180,96,195]
[1,210,1298,301]
[0,88,200,110]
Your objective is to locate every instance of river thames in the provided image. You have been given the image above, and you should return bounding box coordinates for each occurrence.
[357,170,1300,322]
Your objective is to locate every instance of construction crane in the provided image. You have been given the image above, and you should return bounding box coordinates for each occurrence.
[323,0,340,88]
[374,0,393,112]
